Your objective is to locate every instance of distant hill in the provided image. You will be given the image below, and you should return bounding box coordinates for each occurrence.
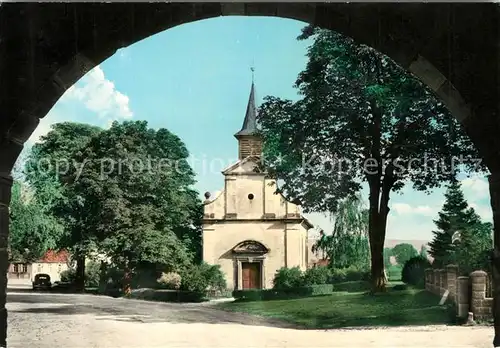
[385,239,430,250]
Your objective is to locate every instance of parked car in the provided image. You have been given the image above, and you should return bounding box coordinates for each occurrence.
[32,273,52,290]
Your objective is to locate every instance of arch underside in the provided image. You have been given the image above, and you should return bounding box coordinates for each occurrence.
[0,3,497,173]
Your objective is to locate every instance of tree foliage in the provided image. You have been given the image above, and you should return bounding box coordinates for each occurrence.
[402,255,431,288]
[312,193,370,270]
[428,180,487,269]
[61,120,203,292]
[419,245,428,259]
[24,122,103,289]
[257,25,481,291]
[9,180,64,262]
[454,222,492,275]
[383,247,393,267]
[392,243,418,266]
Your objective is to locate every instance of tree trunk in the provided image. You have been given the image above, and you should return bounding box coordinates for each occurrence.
[123,265,132,296]
[367,178,387,292]
[488,173,500,347]
[75,255,86,292]
[367,169,393,293]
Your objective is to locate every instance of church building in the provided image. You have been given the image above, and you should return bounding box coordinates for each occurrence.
[202,81,314,290]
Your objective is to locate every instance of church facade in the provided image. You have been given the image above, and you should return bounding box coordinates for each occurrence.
[202,82,313,290]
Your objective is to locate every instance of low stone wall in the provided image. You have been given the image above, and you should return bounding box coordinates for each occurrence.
[425,266,493,321]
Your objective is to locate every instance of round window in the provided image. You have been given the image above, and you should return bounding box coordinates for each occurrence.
[248,193,254,200]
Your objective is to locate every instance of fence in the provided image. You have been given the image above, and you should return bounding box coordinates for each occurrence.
[425,265,493,321]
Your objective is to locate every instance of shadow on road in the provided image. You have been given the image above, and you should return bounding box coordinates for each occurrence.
[8,294,301,329]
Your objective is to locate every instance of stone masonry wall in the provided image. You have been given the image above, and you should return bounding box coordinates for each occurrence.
[425,266,493,321]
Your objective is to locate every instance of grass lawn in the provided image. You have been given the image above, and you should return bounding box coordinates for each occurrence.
[217,286,454,329]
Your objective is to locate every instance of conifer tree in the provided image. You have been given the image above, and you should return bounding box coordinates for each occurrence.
[428,180,481,267]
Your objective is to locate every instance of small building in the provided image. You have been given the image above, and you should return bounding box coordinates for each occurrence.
[8,249,70,283]
[202,81,313,290]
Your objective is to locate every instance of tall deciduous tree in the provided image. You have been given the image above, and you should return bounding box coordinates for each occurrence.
[24,122,103,289]
[9,180,64,262]
[62,120,202,294]
[257,26,481,291]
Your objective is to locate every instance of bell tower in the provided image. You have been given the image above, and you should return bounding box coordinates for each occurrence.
[234,68,262,160]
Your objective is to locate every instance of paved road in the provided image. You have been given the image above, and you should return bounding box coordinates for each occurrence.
[6,289,495,348]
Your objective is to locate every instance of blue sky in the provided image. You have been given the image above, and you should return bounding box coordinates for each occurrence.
[24,16,492,242]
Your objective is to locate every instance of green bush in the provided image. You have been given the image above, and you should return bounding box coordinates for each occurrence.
[99,265,124,297]
[157,272,182,290]
[233,283,334,301]
[329,266,370,283]
[386,265,402,281]
[179,262,226,293]
[60,268,77,283]
[272,267,304,289]
[303,266,331,285]
[402,255,431,288]
[60,262,100,287]
[84,261,100,287]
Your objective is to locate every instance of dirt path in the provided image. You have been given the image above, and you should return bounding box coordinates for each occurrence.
[6,291,495,347]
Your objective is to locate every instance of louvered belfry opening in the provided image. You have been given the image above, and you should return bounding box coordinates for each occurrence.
[238,135,262,160]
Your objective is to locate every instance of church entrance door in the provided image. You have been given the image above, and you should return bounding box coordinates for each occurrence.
[242,262,261,289]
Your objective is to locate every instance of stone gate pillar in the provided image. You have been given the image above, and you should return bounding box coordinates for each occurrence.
[446,264,458,303]
[456,276,470,318]
[470,270,490,320]
[0,174,12,347]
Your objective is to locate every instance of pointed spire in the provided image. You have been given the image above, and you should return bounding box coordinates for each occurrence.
[234,71,258,138]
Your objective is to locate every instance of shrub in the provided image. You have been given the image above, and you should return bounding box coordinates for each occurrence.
[233,284,334,302]
[84,261,100,288]
[98,266,124,297]
[402,255,431,288]
[60,268,77,283]
[329,266,370,283]
[179,262,226,293]
[60,262,101,287]
[157,272,182,290]
[272,267,304,289]
[303,266,331,285]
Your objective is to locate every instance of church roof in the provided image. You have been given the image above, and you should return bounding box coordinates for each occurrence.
[234,81,258,137]
[221,155,262,175]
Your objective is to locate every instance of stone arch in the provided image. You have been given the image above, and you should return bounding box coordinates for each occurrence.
[0,3,499,346]
[232,240,269,255]
[2,3,497,168]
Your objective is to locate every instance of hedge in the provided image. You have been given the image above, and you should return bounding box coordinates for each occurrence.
[386,265,402,281]
[232,284,334,301]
